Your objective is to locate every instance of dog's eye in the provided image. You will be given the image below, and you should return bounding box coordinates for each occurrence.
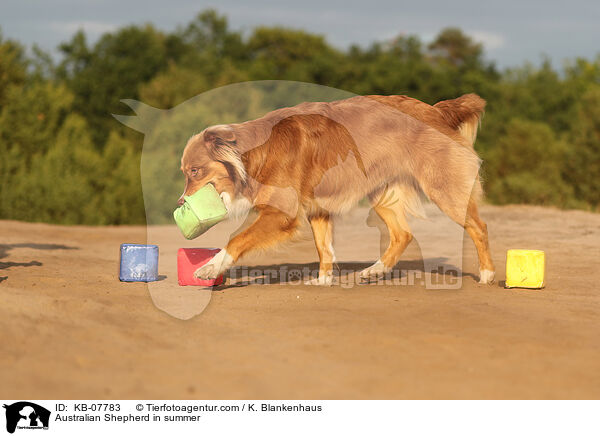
[191,168,199,177]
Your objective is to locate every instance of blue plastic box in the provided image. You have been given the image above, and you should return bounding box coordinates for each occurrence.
[119,244,159,282]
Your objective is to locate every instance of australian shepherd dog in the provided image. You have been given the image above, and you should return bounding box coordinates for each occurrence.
[178,94,495,285]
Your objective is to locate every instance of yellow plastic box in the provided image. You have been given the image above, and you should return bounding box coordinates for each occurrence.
[505,249,545,289]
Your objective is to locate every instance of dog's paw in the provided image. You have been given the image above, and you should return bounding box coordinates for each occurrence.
[359,260,391,282]
[193,249,233,280]
[479,269,495,284]
[304,274,333,286]
[194,263,221,280]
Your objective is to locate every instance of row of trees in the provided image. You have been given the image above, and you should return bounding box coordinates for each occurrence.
[1,10,599,224]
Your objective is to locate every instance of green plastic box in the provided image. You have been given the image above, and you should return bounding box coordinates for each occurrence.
[173,184,228,239]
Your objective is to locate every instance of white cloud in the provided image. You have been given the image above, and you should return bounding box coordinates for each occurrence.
[468,30,506,51]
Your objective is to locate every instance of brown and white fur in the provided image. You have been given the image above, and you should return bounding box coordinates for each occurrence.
[178,94,495,285]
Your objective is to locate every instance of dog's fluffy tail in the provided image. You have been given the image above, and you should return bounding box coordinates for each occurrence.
[434,93,486,146]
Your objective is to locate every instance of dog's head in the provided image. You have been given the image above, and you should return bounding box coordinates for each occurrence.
[179,124,246,207]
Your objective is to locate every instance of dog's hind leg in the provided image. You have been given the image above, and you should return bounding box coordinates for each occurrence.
[306,214,335,286]
[424,178,495,284]
[360,186,413,281]
[463,197,495,283]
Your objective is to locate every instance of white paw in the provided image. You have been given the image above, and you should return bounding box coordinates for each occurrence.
[194,263,221,280]
[305,274,333,286]
[359,260,391,281]
[193,249,233,280]
[479,269,495,284]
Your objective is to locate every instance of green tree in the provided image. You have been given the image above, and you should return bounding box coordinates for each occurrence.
[5,114,104,223]
[99,131,146,224]
[168,10,248,88]
[246,27,343,83]
[0,81,73,159]
[139,64,210,109]
[58,25,172,145]
[484,119,573,206]
[565,85,600,208]
[428,27,484,68]
[0,31,27,109]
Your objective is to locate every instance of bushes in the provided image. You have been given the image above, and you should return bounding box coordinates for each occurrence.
[0,82,74,159]
[0,114,145,225]
[2,114,101,223]
[99,132,145,224]
[565,85,600,207]
[0,11,599,225]
[483,119,574,207]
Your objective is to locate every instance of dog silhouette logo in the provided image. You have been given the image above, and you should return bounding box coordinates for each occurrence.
[3,402,50,433]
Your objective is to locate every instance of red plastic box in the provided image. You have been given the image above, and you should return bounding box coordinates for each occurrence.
[177,248,224,286]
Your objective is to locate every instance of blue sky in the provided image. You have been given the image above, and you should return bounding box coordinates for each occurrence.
[1,0,599,67]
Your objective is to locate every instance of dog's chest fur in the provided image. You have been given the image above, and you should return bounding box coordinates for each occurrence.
[220,192,253,218]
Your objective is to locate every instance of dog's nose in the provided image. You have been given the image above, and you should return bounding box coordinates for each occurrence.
[177,196,185,206]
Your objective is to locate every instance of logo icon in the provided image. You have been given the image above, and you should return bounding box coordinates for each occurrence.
[3,402,50,434]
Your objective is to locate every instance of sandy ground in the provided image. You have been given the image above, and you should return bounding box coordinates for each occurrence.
[1,204,600,399]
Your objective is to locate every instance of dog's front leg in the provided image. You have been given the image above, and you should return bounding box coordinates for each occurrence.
[305,214,335,286]
[193,248,234,280]
[194,206,299,280]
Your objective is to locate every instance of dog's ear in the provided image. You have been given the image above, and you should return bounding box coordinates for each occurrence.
[204,125,236,148]
[203,124,246,182]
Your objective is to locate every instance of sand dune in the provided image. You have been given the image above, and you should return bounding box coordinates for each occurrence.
[1,204,599,399]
